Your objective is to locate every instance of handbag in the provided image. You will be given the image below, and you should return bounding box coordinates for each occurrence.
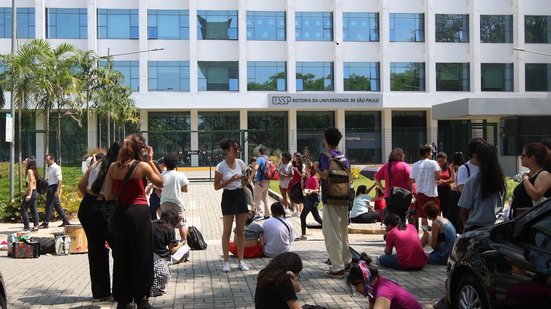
[107,161,140,236]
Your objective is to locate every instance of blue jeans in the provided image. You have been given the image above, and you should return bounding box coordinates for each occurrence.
[378,254,401,269]
[44,184,68,223]
[21,189,39,229]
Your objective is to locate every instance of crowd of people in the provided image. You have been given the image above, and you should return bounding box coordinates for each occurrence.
[19,128,551,309]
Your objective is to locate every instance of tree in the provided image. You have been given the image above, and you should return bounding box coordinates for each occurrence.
[344,74,371,91]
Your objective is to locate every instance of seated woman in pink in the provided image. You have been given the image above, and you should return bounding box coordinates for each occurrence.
[347,253,423,309]
[379,213,427,270]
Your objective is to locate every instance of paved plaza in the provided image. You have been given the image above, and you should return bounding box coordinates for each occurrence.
[0,183,445,308]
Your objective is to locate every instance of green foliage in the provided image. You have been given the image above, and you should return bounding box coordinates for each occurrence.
[505,176,518,202]
[351,166,361,180]
[0,161,22,179]
[344,74,371,91]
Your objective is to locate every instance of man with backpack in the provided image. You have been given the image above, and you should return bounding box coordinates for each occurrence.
[314,128,352,279]
[252,147,272,219]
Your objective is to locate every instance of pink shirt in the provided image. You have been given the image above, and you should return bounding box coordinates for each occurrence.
[305,176,319,191]
[375,161,411,198]
[370,276,423,309]
[385,224,428,269]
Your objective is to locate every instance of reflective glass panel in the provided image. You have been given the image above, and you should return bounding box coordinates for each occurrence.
[100,61,139,91]
[247,61,286,91]
[247,112,288,157]
[198,61,239,91]
[389,13,424,42]
[345,111,382,164]
[197,10,238,40]
[47,8,87,39]
[390,62,425,91]
[148,112,191,162]
[297,111,335,161]
[296,62,334,91]
[343,62,380,91]
[295,12,333,41]
[343,12,379,42]
[481,63,513,92]
[435,14,469,43]
[98,9,139,39]
[480,15,513,43]
[436,63,470,91]
[247,11,286,41]
[525,16,551,43]
[0,8,35,38]
[148,61,189,92]
[526,64,551,91]
[148,10,189,40]
[392,111,427,163]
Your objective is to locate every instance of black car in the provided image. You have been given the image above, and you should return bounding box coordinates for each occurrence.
[446,198,551,309]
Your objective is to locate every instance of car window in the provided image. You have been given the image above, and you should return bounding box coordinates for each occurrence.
[527,215,551,253]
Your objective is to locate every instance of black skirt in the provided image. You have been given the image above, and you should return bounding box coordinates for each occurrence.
[221,188,248,215]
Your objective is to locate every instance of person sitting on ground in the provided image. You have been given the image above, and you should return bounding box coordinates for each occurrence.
[350,184,380,223]
[255,252,303,309]
[379,213,428,270]
[373,188,386,223]
[420,201,457,265]
[262,202,295,257]
[347,253,423,309]
[229,212,264,258]
[150,207,189,297]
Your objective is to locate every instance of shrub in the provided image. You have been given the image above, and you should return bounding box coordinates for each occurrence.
[351,166,361,180]
[0,161,22,179]
[505,176,518,202]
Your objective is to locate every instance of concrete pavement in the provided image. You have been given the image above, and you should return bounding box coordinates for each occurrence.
[0,183,445,308]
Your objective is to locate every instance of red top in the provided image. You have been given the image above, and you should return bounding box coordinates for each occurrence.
[288,167,303,189]
[304,176,319,190]
[112,178,148,206]
[438,167,452,187]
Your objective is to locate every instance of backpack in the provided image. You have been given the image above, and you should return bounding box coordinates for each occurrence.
[54,234,71,255]
[262,156,279,180]
[36,177,49,194]
[186,226,207,250]
[323,152,352,206]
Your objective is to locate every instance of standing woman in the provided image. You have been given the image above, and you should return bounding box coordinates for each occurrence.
[374,148,411,222]
[278,152,293,213]
[77,143,120,301]
[449,152,465,232]
[21,159,40,232]
[104,134,163,309]
[436,152,454,219]
[214,139,250,273]
[296,162,322,240]
[288,153,305,215]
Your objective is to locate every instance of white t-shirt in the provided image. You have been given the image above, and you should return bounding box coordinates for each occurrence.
[456,160,479,187]
[278,162,293,189]
[411,158,440,197]
[262,217,294,257]
[160,170,190,207]
[215,159,247,190]
[47,162,62,185]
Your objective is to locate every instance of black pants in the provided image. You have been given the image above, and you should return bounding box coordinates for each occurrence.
[78,193,114,299]
[300,193,322,236]
[112,204,153,304]
[44,184,69,223]
[351,212,380,223]
[438,186,452,219]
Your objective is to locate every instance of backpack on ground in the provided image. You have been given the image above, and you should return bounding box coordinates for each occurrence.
[186,226,207,250]
[33,237,56,255]
[36,177,49,194]
[323,152,352,206]
[54,234,71,255]
[262,156,279,180]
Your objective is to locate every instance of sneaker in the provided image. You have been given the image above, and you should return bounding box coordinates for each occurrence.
[238,261,250,271]
[31,226,39,232]
[222,261,231,272]
[324,269,345,279]
[38,222,49,229]
[58,221,71,227]
[294,235,307,241]
[22,227,30,232]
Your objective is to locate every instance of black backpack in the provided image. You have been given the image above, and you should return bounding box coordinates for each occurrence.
[186,226,207,250]
[36,178,49,194]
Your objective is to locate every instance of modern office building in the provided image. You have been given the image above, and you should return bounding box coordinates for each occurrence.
[1,0,550,176]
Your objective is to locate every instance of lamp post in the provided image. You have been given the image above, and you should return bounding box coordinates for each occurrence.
[8,0,16,201]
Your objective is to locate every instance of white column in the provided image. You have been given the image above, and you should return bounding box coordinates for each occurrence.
[190,109,199,166]
[87,113,98,150]
[189,0,198,93]
[425,0,435,93]
[139,0,148,93]
[335,109,346,150]
[88,0,97,52]
[139,110,148,143]
[514,0,525,92]
[333,1,344,92]
[36,111,45,167]
[35,0,45,39]
[426,109,438,146]
[379,2,390,92]
[288,109,297,154]
[287,0,296,92]
[381,109,392,161]
[238,0,247,93]
[470,0,481,92]
[240,109,248,162]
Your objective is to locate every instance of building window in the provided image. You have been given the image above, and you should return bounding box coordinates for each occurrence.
[0,8,35,38]
[246,11,285,41]
[343,12,379,42]
[46,8,87,39]
[390,62,425,91]
[98,9,138,39]
[525,16,551,43]
[297,111,335,161]
[198,61,239,91]
[436,63,470,91]
[296,62,334,91]
[526,64,551,91]
[197,10,238,40]
[100,61,139,91]
[392,111,427,163]
[198,112,240,166]
[247,61,287,91]
[148,10,189,40]
[345,111,382,164]
[502,116,551,155]
[295,12,333,41]
[435,14,469,43]
[480,15,513,43]
[343,62,380,91]
[389,13,424,42]
[148,61,189,92]
[481,63,513,92]
[247,112,288,157]
[148,112,191,161]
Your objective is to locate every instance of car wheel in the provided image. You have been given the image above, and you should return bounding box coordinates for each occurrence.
[452,274,489,309]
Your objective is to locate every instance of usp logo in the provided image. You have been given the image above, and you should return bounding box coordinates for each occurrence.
[271,96,291,105]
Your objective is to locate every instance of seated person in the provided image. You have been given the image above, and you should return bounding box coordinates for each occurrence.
[347,253,423,309]
[350,184,380,223]
[420,201,457,265]
[379,213,427,270]
[229,211,264,258]
[263,202,295,258]
[151,208,190,297]
[255,252,303,308]
[373,188,386,223]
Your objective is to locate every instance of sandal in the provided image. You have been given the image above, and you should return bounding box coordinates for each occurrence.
[294,235,307,241]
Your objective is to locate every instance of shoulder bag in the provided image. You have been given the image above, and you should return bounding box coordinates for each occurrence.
[105,161,140,236]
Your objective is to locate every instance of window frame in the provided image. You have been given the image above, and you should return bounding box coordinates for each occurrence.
[295,12,333,42]
[97,9,139,40]
[246,11,286,41]
[389,13,425,42]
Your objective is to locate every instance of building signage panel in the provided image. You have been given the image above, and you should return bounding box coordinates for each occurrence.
[268,94,382,108]
[5,113,13,143]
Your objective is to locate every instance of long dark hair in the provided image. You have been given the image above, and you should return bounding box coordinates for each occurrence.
[25,159,39,179]
[477,143,505,200]
[257,252,303,289]
[156,208,181,231]
[293,152,303,173]
[118,133,146,167]
[524,143,551,171]
[91,143,121,194]
[451,152,465,172]
[346,253,379,294]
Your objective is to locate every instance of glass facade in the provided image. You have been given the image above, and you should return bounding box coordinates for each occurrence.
[295,12,333,41]
[98,9,138,39]
[148,10,189,40]
[101,61,139,91]
[247,61,286,91]
[502,116,551,155]
[345,111,382,164]
[343,62,380,91]
[480,15,513,43]
[435,14,469,43]
[296,62,334,91]
[198,61,239,91]
[481,63,513,92]
[148,61,190,92]
[389,13,424,42]
[0,8,35,38]
[46,8,87,39]
[436,63,470,91]
[525,15,551,43]
[526,63,551,91]
[247,112,288,157]
[148,112,191,164]
[0,112,36,162]
[198,112,240,166]
[343,12,379,42]
[297,111,335,162]
[197,10,238,40]
[392,111,427,163]
[390,62,425,91]
[246,11,285,41]
[47,113,88,165]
